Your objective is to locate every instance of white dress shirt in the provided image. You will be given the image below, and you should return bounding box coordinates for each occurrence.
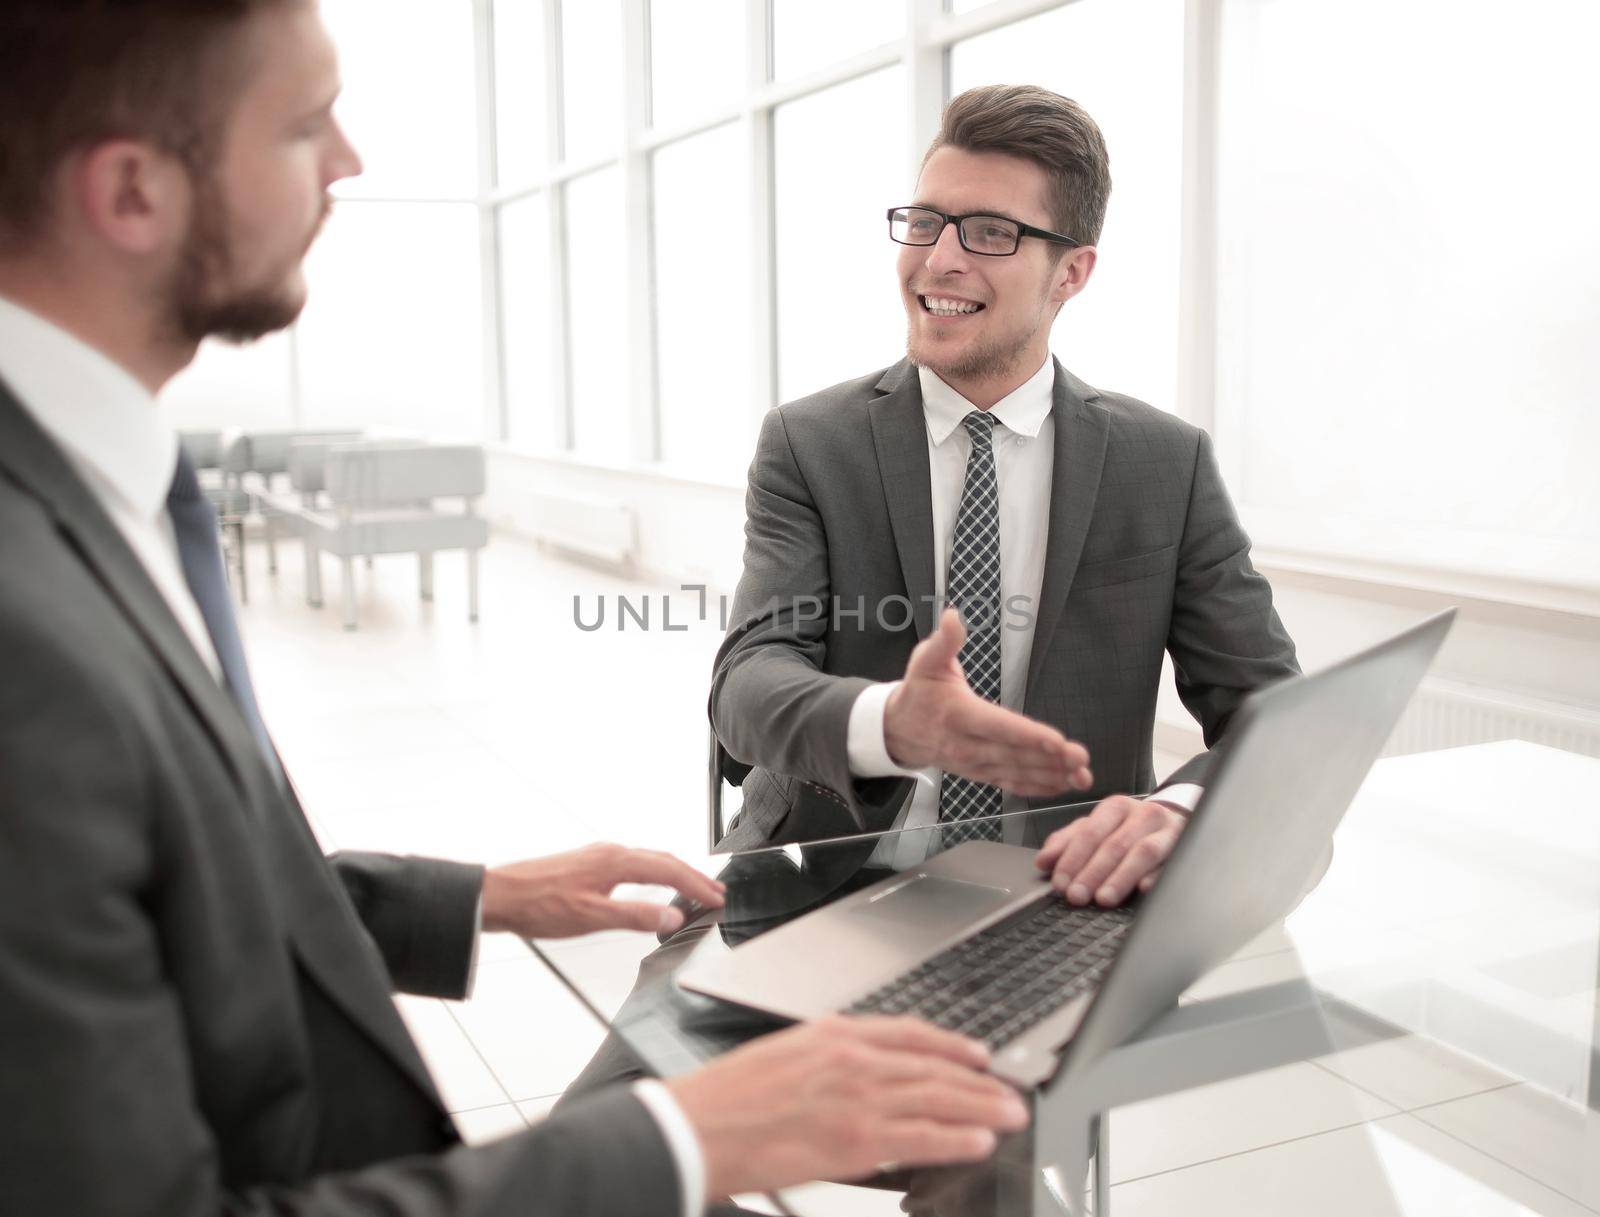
[0,296,221,677]
[848,358,1200,866]
[0,295,707,1217]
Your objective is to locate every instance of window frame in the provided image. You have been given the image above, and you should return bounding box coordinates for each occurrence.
[479,0,1149,482]
[466,0,1589,612]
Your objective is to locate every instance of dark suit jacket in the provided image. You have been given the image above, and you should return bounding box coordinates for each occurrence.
[711,358,1299,850]
[0,383,678,1216]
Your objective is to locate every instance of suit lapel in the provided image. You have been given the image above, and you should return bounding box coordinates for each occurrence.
[0,382,445,1111]
[868,362,938,639]
[0,383,267,796]
[1025,361,1110,702]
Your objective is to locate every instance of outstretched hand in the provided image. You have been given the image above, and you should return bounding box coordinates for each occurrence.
[884,608,1093,797]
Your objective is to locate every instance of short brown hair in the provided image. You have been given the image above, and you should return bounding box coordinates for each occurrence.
[926,84,1112,246]
[0,0,286,251]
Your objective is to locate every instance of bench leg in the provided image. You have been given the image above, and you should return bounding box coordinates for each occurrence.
[232,519,248,604]
[265,514,278,575]
[340,556,357,630]
[306,539,323,607]
[419,552,434,602]
[467,550,480,622]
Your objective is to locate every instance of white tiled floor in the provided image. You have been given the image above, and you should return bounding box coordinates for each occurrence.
[1107,1060,1398,1185]
[240,533,1596,1213]
[1108,1116,1597,1217]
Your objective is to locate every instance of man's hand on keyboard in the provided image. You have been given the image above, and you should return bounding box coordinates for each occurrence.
[665,1015,1028,1202]
[1036,795,1188,907]
[482,843,726,938]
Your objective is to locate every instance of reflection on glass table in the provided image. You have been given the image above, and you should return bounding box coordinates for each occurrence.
[527,742,1600,1216]
[539,801,1098,1083]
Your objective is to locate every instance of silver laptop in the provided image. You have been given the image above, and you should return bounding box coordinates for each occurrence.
[680,609,1455,1087]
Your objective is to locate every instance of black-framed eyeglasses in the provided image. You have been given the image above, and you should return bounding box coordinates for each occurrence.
[886,205,1082,257]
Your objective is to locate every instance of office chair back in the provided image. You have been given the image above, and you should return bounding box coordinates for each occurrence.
[224,429,365,483]
[178,429,224,470]
[288,437,424,497]
[324,444,486,509]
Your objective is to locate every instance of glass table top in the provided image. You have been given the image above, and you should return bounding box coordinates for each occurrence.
[525,742,1600,1214]
[533,799,1103,1077]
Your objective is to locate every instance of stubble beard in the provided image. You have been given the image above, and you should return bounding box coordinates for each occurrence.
[905,312,1039,385]
[905,252,1065,386]
[168,175,330,346]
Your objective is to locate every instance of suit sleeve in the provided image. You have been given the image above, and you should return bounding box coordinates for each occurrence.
[329,851,483,1000]
[709,407,908,823]
[1161,428,1300,789]
[0,626,681,1217]
[224,1090,682,1217]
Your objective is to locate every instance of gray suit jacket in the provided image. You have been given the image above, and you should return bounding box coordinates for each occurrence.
[0,383,678,1217]
[711,359,1299,850]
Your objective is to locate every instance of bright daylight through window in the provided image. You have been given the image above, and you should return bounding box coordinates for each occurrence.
[161,0,1595,590]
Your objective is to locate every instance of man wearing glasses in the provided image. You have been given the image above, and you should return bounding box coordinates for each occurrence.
[710,84,1299,903]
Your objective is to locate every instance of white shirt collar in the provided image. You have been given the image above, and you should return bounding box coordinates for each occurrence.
[917,354,1056,447]
[0,294,176,520]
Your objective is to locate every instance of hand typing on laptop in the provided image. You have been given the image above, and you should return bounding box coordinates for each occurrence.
[481,843,727,938]
[1036,794,1188,907]
[666,1015,1028,1201]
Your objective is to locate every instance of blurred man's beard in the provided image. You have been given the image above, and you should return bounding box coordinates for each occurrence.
[169,180,320,345]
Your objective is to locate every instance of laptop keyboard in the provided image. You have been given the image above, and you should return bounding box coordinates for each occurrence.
[843,896,1134,1050]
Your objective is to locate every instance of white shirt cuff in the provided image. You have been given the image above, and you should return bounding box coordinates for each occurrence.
[632,1079,705,1217]
[846,681,938,785]
[1149,783,1203,815]
[463,892,483,999]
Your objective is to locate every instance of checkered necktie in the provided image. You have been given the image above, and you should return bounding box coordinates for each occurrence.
[938,411,1004,844]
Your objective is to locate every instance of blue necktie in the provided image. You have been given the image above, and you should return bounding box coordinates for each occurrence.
[166,450,280,779]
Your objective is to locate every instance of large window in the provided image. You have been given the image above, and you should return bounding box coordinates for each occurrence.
[771,0,903,81]
[654,123,752,473]
[164,0,484,437]
[565,167,628,459]
[170,0,1194,486]
[950,0,1185,413]
[322,0,478,200]
[161,0,1598,597]
[296,0,482,439]
[774,67,907,403]
[296,203,484,437]
[559,0,624,163]
[492,0,548,190]
[162,334,296,431]
[498,193,555,450]
[649,0,744,130]
[1214,0,1600,584]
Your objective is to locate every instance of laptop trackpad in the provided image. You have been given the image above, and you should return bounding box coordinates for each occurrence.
[848,874,1015,939]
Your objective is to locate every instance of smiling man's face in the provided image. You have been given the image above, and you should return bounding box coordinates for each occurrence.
[899,144,1092,405]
